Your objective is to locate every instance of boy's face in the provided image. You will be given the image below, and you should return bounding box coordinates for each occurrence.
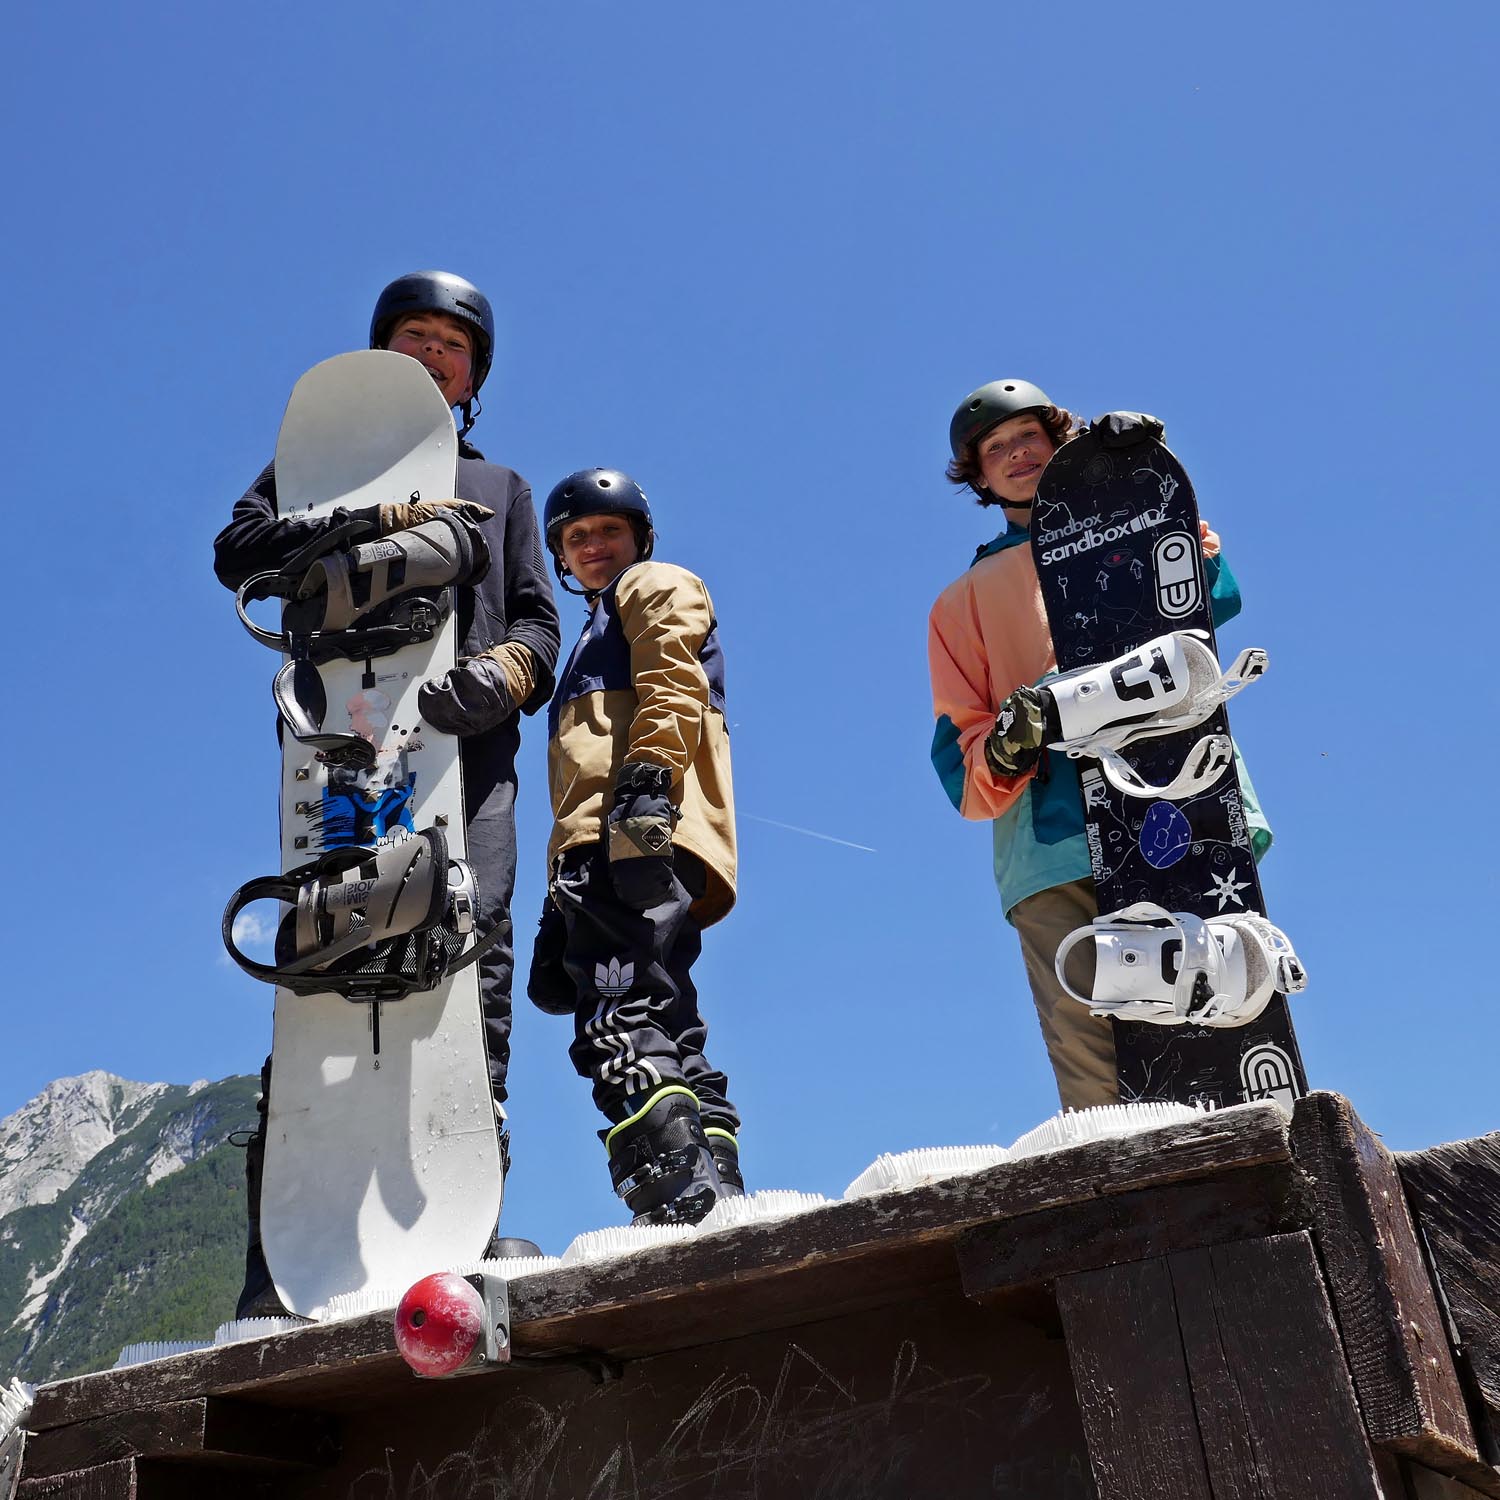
[558,513,641,593]
[975,412,1056,510]
[385,312,475,407]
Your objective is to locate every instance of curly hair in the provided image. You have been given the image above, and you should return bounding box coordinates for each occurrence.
[945,405,1080,506]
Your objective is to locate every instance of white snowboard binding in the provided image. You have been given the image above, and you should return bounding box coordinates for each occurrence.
[222,827,495,1003]
[1055,901,1307,1028]
[1045,630,1267,800]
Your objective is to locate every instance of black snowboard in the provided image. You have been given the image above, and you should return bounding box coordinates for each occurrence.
[1031,425,1307,1108]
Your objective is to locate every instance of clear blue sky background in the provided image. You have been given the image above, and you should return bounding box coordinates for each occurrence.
[3,2,1496,1257]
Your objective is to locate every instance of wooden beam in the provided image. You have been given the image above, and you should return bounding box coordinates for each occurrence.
[22,1399,337,1481]
[1291,1092,1486,1482]
[1057,1257,1215,1500]
[16,1457,135,1499]
[1058,1233,1387,1500]
[1398,1131,1500,1465]
[1170,1235,1384,1498]
[956,1159,1306,1299]
[32,1103,1295,1429]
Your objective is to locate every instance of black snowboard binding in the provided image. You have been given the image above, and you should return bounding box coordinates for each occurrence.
[222,827,498,1003]
[236,511,490,660]
[235,514,491,770]
[605,1086,724,1226]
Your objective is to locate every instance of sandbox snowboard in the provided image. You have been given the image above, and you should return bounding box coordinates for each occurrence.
[244,350,501,1314]
[1031,424,1308,1108]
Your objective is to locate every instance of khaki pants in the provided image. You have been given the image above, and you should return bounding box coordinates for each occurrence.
[1012,877,1119,1111]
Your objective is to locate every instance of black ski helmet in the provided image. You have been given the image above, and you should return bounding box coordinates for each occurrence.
[543,469,654,595]
[371,271,496,396]
[948,378,1054,461]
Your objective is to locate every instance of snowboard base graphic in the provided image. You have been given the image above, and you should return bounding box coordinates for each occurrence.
[260,351,502,1314]
[1031,426,1308,1108]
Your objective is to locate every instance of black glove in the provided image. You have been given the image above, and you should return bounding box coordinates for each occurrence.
[984,684,1056,777]
[1093,411,1165,449]
[419,652,516,736]
[606,761,678,911]
[526,895,575,1016]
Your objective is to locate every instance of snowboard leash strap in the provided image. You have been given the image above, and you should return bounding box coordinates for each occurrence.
[221,829,500,1000]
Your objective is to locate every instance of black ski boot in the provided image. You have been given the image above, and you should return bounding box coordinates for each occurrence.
[231,1101,294,1320]
[704,1128,745,1198]
[605,1086,723,1226]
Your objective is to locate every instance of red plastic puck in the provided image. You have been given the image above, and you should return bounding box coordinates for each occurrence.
[394,1272,486,1377]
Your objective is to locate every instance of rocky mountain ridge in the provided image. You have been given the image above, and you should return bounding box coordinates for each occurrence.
[0,1071,259,1383]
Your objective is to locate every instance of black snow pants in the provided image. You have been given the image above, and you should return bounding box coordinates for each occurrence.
[545,840,739,1136]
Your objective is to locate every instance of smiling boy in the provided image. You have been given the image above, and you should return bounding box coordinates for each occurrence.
[927,380,1265,1110]
[527,468,742,1226]
[213,270,560,1312]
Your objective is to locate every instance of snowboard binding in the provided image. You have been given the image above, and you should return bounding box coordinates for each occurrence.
[222,827,497,1002]
[1044,630,1267,800]
[235,512,491,663]
[1055,901,1307,1028]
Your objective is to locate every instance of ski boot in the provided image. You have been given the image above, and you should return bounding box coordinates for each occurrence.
[704,1127,745,1198]
[605,1086,723,1226]
[231,1072,296,1320]
[1055,901,1308,1028]
[1043,630,1267,800]
[222,827,485,999]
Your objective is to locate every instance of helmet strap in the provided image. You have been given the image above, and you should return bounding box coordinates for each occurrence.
[457,395,481,439]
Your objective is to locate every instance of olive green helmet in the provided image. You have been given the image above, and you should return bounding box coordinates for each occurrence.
[948,378,1054,460]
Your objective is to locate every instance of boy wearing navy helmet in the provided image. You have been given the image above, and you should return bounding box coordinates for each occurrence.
[528,469,742,1226]
[214,271,560,1312]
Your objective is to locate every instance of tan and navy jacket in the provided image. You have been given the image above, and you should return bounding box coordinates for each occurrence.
[547,560,736,925]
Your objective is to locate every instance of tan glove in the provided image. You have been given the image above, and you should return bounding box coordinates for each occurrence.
[378,497,494,534]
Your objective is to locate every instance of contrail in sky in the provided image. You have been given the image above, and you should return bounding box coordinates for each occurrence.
[742,813,876,854]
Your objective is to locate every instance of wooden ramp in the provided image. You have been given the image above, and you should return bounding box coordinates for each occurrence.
[13,1092,1500,1499]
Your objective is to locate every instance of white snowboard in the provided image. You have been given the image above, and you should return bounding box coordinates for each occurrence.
[261,350,502,1316]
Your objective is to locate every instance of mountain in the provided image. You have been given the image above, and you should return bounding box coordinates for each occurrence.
[0,1071,260,1384]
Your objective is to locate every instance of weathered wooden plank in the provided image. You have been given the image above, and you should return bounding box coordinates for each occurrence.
[1291,1092,1482,1476]
[1056,1258,1215,1500]
[1171,1233,1384,1498]
[956,1160,1306,1298]
[1403,1460,1498,1500]
[17,1458,134,1499]
[1398,1131,1500,1464]
[23,1400,337,1481]
[32,1103,1295,1429]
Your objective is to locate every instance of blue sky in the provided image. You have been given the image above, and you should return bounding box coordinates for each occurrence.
[3,1,1496,1255]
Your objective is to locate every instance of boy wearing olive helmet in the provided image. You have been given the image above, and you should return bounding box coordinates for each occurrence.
[927,382,1267,1109]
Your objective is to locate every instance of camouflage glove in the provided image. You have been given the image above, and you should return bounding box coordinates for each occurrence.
[984,684,1057,777]
[1092,411,1165,449]
[419,651,516,736]
[376,497,495,534]
[606,761,678,911]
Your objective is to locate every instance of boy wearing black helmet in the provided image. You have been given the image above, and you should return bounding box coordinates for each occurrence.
[527,469,742,1227]
[928,382,1265,1110]
[213,271,560,1313]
